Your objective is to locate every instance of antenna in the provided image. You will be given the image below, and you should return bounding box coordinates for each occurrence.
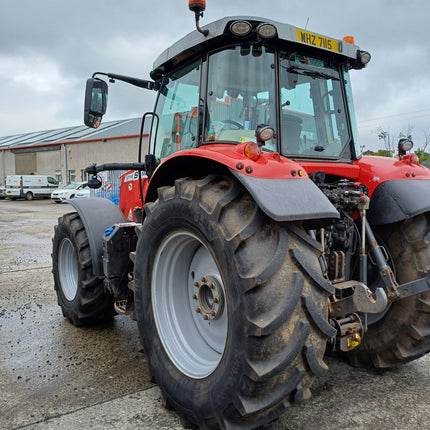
[305,17,309,30]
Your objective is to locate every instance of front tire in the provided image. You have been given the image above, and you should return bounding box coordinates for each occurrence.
[52,212,115,325]
[347,214,430,367]
[25,191,33,201]
[134,175,334,429]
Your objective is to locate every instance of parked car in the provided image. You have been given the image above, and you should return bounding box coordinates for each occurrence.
[74,188,91,198]
[0,186,6,199]
[51,182,88,203]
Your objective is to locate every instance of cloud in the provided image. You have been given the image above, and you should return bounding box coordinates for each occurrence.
[0,0,429,154]
[1,53,77,93]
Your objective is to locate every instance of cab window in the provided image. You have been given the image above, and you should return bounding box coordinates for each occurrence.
[205,45,276,149]
[279,53,350,158]
[153,60,200,160]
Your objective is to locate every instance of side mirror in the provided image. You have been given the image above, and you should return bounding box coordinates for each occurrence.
[84,78,108,128]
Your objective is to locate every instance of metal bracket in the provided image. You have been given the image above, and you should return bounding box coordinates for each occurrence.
[330,272,430,319]
[330,281,387,319]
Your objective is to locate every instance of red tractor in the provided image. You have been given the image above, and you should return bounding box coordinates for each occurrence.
[52,2,430,428]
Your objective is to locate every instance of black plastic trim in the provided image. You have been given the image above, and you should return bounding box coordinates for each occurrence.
[368,179,430,225]
[229,169,339,223]
[66,198,126,277]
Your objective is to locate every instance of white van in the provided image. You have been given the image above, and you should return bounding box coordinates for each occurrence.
[5,175,59,200]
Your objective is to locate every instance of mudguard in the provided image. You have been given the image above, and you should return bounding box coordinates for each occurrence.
[229,169,339,223]
[368,179,430,225]
[66,198,126,277]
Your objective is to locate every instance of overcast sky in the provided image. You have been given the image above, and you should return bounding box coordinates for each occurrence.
[1,0,428,152]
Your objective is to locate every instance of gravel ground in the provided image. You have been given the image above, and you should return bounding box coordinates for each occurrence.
[1,198,430,430]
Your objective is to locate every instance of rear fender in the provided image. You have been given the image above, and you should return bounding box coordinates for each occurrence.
[66,198,126,277]
[229,169,339,223]
[368,179,430,225]
[146,154,339,225]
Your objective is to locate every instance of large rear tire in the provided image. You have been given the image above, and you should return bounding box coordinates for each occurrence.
[134,175,334,429]
[347,213,430,367]
[52,212,115,325]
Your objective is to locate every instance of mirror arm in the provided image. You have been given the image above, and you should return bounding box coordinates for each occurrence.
[92,72,157,90]
[85,162,147,175]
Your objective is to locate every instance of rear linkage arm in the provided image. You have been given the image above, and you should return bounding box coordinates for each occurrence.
[333,194,430,317]
[358,195,430,303]
[328,194,430,350]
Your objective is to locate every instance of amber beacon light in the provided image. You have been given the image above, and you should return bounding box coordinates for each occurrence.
[189,0,206,13]
[189,0,209,36]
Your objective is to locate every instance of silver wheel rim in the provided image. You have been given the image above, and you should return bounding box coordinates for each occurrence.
[152,231,227,378]
[58,238,79,301]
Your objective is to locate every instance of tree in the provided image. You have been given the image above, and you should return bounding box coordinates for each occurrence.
[374,125,414,156]
[376,126,395,155]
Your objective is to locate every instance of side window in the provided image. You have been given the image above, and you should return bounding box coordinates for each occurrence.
[153,60,200,160]
[48,177,58,185]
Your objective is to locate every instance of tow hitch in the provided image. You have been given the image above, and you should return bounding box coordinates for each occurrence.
[330,273,430,352]
[329,281,387,352]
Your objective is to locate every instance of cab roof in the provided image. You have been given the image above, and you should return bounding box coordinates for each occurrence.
[151,16,363,79]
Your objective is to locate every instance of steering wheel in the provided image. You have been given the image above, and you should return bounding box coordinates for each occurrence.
[221,120,243,130]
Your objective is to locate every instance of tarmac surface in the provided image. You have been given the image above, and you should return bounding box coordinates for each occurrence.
[1,198,430,430]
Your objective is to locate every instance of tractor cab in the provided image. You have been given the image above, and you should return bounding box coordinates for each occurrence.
[150,17,369,164]
[84,13,371,170]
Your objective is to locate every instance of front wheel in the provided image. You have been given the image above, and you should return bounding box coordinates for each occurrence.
[25,191,33,201]
[52,212,115,325]
[134,175,334,429]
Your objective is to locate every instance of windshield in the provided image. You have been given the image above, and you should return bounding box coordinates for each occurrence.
[204,46,352,158]
[205,45,277,150]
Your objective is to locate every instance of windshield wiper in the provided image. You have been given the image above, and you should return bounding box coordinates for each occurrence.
[286,65,339,81]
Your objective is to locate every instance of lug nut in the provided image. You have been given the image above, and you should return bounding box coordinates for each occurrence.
[201,277,207,283]
[192,294,197,300]
[214,297,219,303]
[209,283,215,289]
[196,307,201,313]
[194,281,200,287]
[204,315,209,320]
[211,310,216,317]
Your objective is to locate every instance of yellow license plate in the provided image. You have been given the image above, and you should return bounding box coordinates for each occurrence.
[296,29,339,52]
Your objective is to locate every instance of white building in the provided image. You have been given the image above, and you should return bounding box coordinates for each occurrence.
[0,118,149,186]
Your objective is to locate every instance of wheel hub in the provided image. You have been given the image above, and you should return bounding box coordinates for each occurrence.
[193,275,224,320]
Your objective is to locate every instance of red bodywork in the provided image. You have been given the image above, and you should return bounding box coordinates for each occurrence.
[119,143,430,221]
[119,170,149,221]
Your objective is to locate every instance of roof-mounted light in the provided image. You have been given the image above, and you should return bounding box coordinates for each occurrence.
[357,50,371,66]
[230,21,252,37]
[257,23,277,39]
[343,36,355,45]
[189,0,208,37]
[188,0,206,14]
